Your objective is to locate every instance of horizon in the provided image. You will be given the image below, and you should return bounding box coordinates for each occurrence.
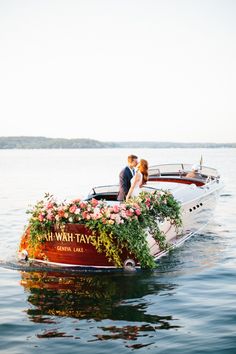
[0,0,236,142]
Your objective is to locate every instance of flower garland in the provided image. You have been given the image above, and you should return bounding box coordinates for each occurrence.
[26,190,182,269]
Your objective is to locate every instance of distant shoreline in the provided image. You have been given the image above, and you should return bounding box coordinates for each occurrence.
[0,136,235,149]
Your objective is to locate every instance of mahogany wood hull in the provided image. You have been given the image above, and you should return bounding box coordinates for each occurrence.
[19,224,134,268]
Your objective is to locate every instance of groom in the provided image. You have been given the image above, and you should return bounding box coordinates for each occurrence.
[117,154,138,201]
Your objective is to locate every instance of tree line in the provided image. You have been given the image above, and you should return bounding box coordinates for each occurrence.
[0,136,235,149]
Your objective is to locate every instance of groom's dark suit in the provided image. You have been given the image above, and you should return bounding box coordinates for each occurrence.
[117,166,133,201]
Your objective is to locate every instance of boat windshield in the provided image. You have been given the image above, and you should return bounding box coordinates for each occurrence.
[87,184,157,198]
[88,185,119,196]
[149,164,219,178]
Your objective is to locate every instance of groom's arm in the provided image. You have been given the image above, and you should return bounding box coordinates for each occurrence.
[119,169,129,195]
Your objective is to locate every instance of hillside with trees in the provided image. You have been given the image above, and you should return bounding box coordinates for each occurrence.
[0,136,235,149]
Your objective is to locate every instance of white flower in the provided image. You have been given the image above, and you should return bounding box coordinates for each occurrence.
[115,215,121,224]
[93,207,100,214]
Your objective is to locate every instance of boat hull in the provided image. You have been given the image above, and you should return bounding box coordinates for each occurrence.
[19,224,134,269]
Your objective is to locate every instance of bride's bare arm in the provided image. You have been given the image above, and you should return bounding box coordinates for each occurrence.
[126,173,140,201]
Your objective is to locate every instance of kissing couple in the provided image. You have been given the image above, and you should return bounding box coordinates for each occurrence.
[117,155,149,202]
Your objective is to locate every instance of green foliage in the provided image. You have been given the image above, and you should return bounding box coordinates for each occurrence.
[26,190,182,269]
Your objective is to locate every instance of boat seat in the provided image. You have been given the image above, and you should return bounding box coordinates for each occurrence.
[86,193,118,201]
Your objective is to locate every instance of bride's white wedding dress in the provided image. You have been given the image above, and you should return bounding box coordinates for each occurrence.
[130,171,143,197]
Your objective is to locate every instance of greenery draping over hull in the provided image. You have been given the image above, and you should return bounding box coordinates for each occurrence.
[25,191,182,269]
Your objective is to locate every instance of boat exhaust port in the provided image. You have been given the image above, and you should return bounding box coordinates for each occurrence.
[18,249,28,261]
[123,258,136,272]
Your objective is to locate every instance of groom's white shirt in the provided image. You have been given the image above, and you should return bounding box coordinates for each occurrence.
[128,167,135,176]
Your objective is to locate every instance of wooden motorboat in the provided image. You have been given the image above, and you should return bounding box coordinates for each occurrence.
[19,163,223,270]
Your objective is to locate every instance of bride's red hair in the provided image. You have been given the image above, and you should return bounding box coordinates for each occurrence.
[138,159,148,185]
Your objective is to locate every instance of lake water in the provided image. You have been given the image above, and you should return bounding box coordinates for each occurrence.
[0,148,235,354]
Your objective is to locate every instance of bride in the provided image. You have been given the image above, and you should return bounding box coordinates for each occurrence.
[126,159,149,201]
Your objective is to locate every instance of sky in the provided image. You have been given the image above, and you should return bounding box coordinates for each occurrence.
[0,0,235,143]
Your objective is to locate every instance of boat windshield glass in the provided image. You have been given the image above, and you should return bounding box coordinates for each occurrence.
[149,164,219,178]
[88,184,158,197]
[88,185,119,196]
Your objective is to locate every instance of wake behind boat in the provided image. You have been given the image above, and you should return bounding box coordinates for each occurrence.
[19,163,223,270]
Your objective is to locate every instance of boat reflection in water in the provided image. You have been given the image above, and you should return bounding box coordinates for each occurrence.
[20,270,181,345]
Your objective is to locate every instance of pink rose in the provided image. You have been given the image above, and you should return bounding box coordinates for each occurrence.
[38,214,44,222]
[135,208,141,216]
[82,211,92,220]
[47,212,54,221]
[69,205,77,213]
[91,198,98,207]
[82,211,88,219]
[46,202,54,209]
[121,210,127,219]
[75,208,81,215]
[79,201,87,209]
[58,209,65,217]
[126,209,134,217]
[113,205,120,213]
